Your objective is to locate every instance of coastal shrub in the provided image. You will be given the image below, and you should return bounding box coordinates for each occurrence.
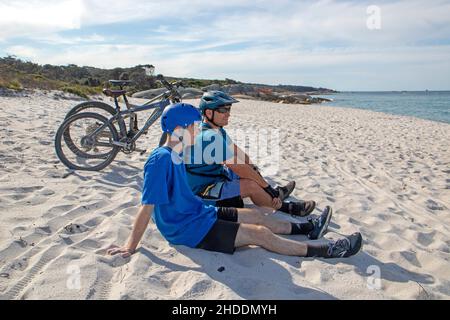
[7,80,23,91]
[60,84,101,99]
[33,74,45,80]
[61,86,88,99]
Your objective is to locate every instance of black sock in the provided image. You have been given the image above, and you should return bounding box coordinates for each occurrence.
[306,243,330,258]
[290,222,314,235]
[280,202,290,213]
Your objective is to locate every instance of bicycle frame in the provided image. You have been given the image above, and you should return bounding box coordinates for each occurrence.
[87,95,172,148]
[108,89,171,131]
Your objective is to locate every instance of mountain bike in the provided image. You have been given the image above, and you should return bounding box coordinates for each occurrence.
[54,74,183,171]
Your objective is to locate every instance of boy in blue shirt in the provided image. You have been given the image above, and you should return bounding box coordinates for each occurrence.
[108,103,363,259]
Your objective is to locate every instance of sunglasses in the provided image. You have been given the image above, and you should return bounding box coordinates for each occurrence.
[215,105,232,114]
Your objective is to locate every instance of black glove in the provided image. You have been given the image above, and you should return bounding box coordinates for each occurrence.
[263,185,280,199]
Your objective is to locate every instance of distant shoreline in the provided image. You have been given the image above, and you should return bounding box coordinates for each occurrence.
[311,91,450,125]
[311,90,450,95]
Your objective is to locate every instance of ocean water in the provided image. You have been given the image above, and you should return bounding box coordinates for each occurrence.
[317,91,450,124]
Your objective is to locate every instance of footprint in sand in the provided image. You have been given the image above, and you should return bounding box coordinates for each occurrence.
[5,194,28,201]
[426,199,446,211]
[42,204,75,219]
[35,226,52,235]
[37,188,56,197]
[416,231,437,247]
[7,258,29,272]
[399,251,422,268]
[61,223,89,235]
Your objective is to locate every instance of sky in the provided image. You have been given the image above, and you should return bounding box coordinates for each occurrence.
[0,0,450,91]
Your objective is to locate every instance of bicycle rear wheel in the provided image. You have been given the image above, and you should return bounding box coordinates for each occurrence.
[55,112,120,171]
[63,101,122,159]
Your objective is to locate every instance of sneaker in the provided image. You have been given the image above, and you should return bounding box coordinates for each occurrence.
[277,181,296,201]
[287,200,316,217]
[326,233,363,258]
[308,206,333,240]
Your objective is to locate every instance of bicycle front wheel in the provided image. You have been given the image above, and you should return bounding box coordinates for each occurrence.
[55,112,120,171]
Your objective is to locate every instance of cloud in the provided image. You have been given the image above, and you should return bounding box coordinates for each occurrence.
[34,33,107,45]
[4,45,39,60]
[6,42,450,90]
[1,0,450,90]
[0,0,84,40]
[2,0,450,46]
[6,44,169,68]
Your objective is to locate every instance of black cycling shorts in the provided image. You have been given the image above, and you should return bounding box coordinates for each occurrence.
[196,207,240,254]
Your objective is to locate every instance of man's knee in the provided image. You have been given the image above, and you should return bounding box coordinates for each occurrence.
[236,224,274,248]
[248,224,273,244]
[238,223,269,238]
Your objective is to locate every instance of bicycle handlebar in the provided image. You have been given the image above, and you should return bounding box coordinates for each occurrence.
[155,74,183,102]
[156,74,184,90]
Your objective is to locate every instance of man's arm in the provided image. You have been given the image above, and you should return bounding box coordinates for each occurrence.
[224,144,269,188]
[107,205,153,258]
[234,144,252,166]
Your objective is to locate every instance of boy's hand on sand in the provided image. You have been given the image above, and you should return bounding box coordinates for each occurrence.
[107,245,134,258]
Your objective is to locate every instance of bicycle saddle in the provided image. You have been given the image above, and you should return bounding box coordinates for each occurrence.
[109,80,132,87]
[103,88,127,97]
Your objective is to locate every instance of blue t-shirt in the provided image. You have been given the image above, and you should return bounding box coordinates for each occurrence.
[185,122,235,195]
[141,146,218,248]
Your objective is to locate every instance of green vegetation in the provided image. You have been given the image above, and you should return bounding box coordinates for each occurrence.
[6,79,23,91]
[0,55,333,98]
[0,56,155,98]
[61,85,103,99]
[0,56,242,98]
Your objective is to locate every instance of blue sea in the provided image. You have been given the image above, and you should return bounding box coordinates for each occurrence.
[316,91,450,124]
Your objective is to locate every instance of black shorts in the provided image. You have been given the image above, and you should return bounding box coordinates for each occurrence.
[196,207,240,254]
[215,196,244,208]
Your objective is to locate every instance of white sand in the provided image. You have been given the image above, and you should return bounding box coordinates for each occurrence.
[0,90,449,300]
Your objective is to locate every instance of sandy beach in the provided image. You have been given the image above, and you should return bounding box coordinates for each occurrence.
[0,90,449,300]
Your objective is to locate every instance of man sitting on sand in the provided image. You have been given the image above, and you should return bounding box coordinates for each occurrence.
[184,91,316,217]
[108,103,363,259]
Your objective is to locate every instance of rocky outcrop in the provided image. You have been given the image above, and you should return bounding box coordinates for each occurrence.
[132,87,203,99]
[181,88,203,99]
[0,87,31,97]
[199,84,333,104]
[132,88,167,99]
[132,83,334,104]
